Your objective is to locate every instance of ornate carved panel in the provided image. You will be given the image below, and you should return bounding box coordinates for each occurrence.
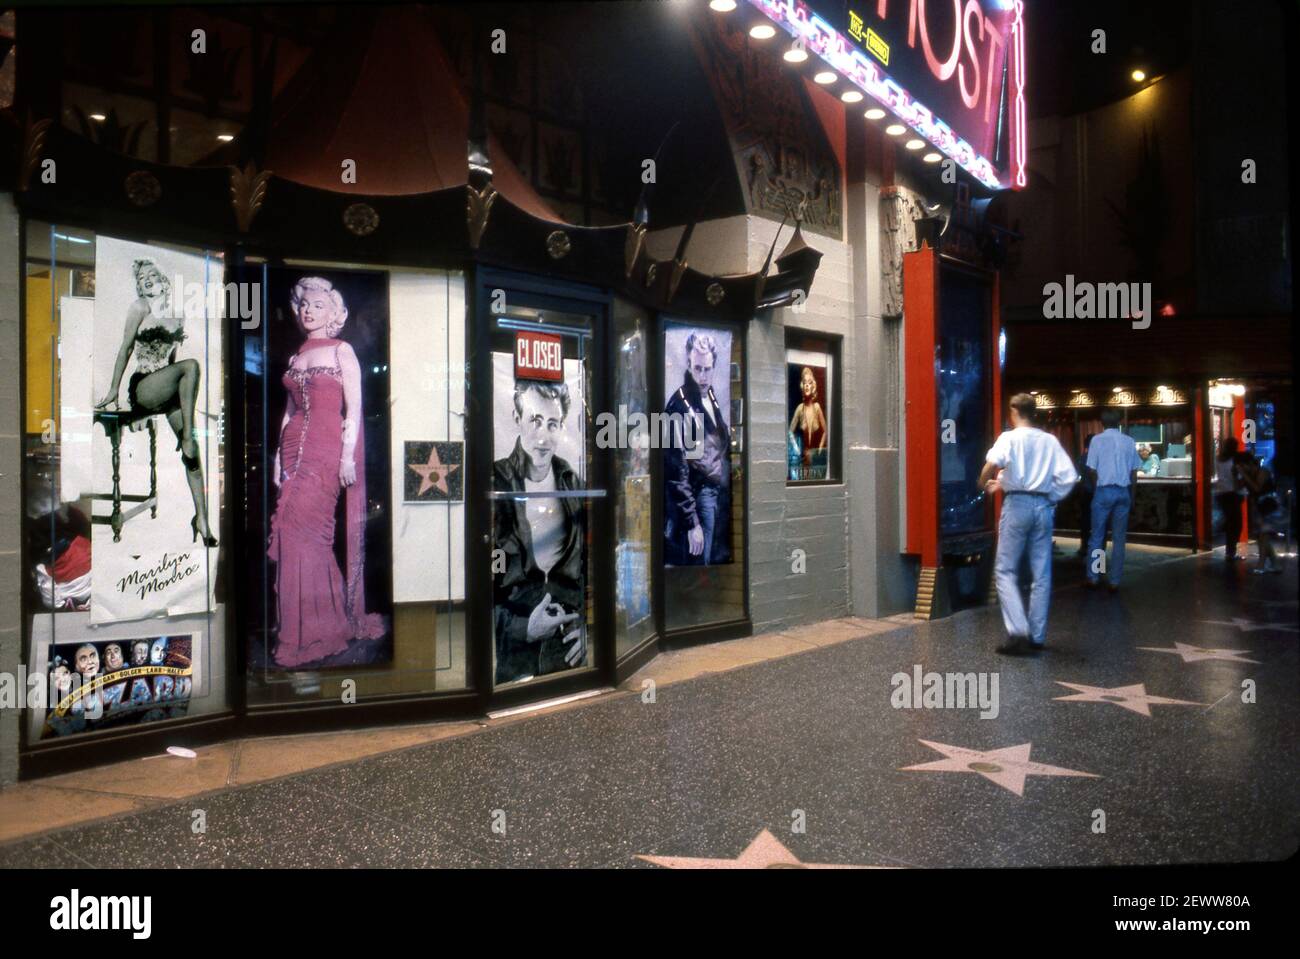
[693,21,842,240]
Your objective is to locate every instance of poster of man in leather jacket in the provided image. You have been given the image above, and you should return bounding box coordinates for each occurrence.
[492,355,589,685]
[664,326,733,566]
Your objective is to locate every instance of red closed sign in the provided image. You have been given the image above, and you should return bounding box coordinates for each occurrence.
[515,330,564,381]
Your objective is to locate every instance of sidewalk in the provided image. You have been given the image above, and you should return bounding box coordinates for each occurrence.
[1,543,1295,867]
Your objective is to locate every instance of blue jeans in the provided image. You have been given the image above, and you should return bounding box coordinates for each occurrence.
[1088,485,1132,585]
[995,494,1055,646]
[696,484,719,565]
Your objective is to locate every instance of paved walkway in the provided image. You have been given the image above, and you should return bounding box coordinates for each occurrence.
[1,543,1295,868]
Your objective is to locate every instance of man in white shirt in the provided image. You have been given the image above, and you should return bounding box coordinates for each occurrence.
[979,393,1079,655]
[1084,409,1142,592]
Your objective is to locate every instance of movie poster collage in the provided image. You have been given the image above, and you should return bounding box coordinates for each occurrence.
[28,235,223,738]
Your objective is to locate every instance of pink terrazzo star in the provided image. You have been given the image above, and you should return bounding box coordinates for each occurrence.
[636,829,885,869]
[1053,681,1206,717]
[901,740,1099,797]
[1136,642,1261,664]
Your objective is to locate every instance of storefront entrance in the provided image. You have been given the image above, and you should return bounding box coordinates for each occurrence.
[471,272,616,708]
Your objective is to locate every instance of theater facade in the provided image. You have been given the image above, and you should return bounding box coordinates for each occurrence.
[0,0,1027,779]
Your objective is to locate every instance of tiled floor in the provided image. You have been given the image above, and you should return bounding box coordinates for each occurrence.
[1,541,1296,868]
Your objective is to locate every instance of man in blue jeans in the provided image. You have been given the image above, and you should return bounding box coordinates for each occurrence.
[1085,408,1142,593]
[979,394,1079,656]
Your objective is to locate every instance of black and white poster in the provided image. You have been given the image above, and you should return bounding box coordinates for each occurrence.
[663,323,733,566]
[89,237,222,623]
[491,349,589,685]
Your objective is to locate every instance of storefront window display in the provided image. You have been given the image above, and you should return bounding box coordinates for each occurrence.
[613,299,653,661]
[785,330,841,484]
[662,318,747,633]
[23,222,227,743]
[241,262,469,703]
[1036,388,1196,541]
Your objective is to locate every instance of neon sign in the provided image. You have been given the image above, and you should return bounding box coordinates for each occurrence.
[745,0,1027,190]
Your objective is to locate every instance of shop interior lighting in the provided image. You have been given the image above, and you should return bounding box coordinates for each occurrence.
[922,152,942,163]
[783,44,808,63]
[885,123,906,136]
[814,70,837,84]
[708,0,737,11]
[864,107,886,120]
[841,89,863,103]
[749,23,776,40]
[905,139,925,150]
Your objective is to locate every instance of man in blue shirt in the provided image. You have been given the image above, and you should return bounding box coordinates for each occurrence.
[1084,409,1142,592]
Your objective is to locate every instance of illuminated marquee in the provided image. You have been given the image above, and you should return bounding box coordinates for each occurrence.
[745,0,1027,190]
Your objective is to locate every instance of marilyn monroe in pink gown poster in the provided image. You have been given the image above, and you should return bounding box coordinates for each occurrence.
[267,274,391,669]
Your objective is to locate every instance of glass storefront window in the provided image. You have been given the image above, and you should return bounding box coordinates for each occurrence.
[662,318,747,632]
[613,298,653,660]
[22,221,227,743]
[488,304,598,689]
[241,262,469,703]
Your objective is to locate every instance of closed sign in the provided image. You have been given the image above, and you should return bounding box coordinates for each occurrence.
[515,331,564,381]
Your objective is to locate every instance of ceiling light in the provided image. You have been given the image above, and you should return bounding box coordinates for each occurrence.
[1131,69,1146,82]
[814,71,837,85]
[783,45,808,63]
[905,138,925,150]
[864,107,886,120]
[749,24,776,40]
[709,0,737,11]
[922,152,942,163]
[885,123,906,136]
[89,113,106,122]
[217,134,234,142]
[1112,387,1123,393]
[841,90,863,103]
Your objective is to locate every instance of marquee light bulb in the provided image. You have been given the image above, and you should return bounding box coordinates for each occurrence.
[885,124,906,136]
[814,71,837,84]
[749,24,776,40]
[905,139,925,150]
[841,90,863,103]
[864,108,886,120]
[709,0,737,11]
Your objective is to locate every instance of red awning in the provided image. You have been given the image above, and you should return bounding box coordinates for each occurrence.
[264,6,558,221]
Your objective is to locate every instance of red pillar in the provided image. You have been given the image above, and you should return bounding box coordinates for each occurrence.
[903,245,939,569]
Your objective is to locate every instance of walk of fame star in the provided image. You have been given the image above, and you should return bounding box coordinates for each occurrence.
[900,740,1099,796]
[1136,642,1260,664]
[1053,681,1206,716]
[636,829,887,869]
[413,444,465,496]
